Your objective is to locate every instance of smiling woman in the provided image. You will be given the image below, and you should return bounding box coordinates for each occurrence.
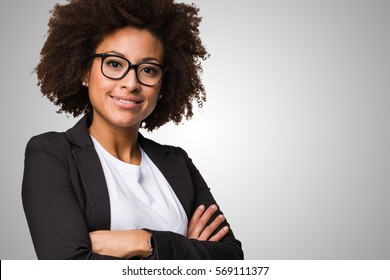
[21,0,243,260]
[87,27,164,136]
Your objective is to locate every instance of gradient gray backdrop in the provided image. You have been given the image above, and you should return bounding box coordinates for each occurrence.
[1,0,389,259]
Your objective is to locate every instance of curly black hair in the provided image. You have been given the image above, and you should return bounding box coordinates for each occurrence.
[36,0,208,131]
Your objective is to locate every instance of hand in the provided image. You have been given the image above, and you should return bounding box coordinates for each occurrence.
[187,204,229,241]
[89,229,152,259]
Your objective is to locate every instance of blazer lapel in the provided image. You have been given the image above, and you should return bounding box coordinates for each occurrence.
[66,114,111,231]
[138,134,194,219]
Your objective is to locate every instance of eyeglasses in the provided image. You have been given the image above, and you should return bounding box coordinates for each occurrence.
[92,53,167,86]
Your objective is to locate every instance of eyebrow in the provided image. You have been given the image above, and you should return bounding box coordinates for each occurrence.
[105,51,162,63]
[106,50,125,56]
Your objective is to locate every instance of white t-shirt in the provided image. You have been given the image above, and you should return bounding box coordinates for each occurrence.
[91,136,188,236]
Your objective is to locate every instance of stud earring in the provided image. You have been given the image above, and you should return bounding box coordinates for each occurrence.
[82,82,88,87]
[159,95,163,99]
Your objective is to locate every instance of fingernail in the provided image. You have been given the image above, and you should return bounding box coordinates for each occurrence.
[210,204,218,210]
[218,214,224,219]
[198,205,205,210]
[224,226,229,231]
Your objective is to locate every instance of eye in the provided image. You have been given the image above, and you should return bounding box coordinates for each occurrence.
[139,64,161,76]
[105,59,124,69]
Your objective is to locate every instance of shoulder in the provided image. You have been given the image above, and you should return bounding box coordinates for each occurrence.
[139,134,188,156]
[139,134,196,171]
[23,132,74,184]
[27,131,68,147]
[26,131,71,158]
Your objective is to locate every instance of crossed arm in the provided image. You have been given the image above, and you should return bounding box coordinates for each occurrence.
[90,204,228,259]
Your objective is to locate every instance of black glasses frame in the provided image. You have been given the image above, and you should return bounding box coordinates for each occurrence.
[92,53,167,86]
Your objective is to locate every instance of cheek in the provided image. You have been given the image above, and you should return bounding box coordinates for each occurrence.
[88,62,101,83]
[88,67,115,96]
[148,87,162,104]
[143,88,161,115]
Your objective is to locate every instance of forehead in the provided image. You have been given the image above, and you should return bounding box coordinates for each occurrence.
[95,27,164,62]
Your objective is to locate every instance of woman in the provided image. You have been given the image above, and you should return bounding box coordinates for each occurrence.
[22,0,243,260]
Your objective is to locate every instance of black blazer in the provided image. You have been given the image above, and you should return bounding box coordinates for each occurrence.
[22,113,243,259]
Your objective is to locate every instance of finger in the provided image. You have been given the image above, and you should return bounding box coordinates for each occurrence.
[198,213,225,241]
[189,204,218,238]
[187,205,206,235]
[209,226,229,242]
[198,204,219,225]
[187,204,218,239]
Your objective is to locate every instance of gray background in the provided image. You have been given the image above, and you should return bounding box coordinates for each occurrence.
[1,0,389,260]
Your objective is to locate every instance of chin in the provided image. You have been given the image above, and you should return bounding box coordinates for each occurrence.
[115,121,141,129]
[106,116,138,128]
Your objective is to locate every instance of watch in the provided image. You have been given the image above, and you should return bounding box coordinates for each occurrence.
[146,236,155,257]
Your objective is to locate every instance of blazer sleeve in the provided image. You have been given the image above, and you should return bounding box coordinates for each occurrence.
[22,134,118,260]
[147,147,244,260]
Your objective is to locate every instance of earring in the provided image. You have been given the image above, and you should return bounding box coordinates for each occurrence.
[82,82,88,87]
[159,95,163,99]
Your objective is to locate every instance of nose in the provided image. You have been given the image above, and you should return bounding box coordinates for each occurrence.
[119,68,140,92]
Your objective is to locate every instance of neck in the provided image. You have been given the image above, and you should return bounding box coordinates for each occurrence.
[89,114,142,165]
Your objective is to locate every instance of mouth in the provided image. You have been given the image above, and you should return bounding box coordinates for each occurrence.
[110,96,143,104]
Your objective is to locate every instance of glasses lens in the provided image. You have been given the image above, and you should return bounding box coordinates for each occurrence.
[100,55,165,85]
[137,63,164,86]
[101,56,129,79]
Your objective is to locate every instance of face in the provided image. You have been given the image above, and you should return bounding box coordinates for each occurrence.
[85,26,164,130]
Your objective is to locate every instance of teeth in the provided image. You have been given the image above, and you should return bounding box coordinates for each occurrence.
[112,96,138,104]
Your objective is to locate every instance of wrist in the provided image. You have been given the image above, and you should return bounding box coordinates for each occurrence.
[144,235,155,259]
[137,231,154,259]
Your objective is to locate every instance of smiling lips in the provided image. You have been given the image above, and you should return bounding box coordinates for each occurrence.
[110,95,143,109]
[111,96,142,104]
